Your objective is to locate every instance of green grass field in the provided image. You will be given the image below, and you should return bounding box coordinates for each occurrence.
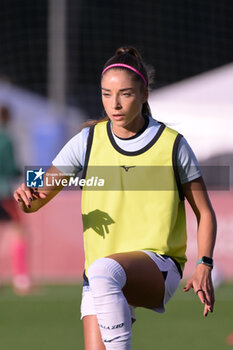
[0,283,232,350]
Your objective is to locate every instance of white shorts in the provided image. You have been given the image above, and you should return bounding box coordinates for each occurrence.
[80,251,181,321]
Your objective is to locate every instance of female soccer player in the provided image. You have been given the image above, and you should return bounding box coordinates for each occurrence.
[14,47,216,350]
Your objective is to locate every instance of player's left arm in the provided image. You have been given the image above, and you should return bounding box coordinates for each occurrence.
[182,176,217,317]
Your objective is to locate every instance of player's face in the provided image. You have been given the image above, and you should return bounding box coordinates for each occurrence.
[101,69,148,137]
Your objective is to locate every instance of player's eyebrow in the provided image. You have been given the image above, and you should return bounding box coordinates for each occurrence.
[101,88,134,92]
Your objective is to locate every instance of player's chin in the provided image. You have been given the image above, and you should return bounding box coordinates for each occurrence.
[110,115,125,123]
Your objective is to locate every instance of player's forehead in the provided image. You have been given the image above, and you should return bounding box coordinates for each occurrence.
[101,68,138,90]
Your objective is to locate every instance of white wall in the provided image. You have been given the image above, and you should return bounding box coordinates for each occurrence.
[149,63,233,160]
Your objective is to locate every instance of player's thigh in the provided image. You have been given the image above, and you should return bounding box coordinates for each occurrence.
[107,251,165,309]
[83,315,106,350]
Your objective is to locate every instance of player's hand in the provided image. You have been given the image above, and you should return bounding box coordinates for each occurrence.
[183,264,215,317]
[14,183,47,209]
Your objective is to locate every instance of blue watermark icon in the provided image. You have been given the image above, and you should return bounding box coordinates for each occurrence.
[26,168,45,188]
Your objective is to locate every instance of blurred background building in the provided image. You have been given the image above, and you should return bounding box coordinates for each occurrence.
[0,0,232,284]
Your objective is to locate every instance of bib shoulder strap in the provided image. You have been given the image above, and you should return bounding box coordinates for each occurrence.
[172,133,184,201]
[82,125,95,180]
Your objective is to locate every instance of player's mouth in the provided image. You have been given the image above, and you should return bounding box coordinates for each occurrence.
[112,114,125,120]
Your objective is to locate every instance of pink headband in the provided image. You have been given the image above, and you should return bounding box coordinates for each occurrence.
[102,63,147,87]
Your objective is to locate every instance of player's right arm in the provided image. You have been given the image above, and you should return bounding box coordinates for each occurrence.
[14,165,70,213]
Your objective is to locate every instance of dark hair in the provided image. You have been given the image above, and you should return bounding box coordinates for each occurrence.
[0,105,11,125]
[79,46,154,131]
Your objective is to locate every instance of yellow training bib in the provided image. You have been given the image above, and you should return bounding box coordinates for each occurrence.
[81,120,187,275]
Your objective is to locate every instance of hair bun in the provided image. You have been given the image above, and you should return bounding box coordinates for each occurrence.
[115,46,142,60]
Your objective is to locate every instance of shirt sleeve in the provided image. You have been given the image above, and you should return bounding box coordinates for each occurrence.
[177,137,202,184]
[52,127,90,175]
